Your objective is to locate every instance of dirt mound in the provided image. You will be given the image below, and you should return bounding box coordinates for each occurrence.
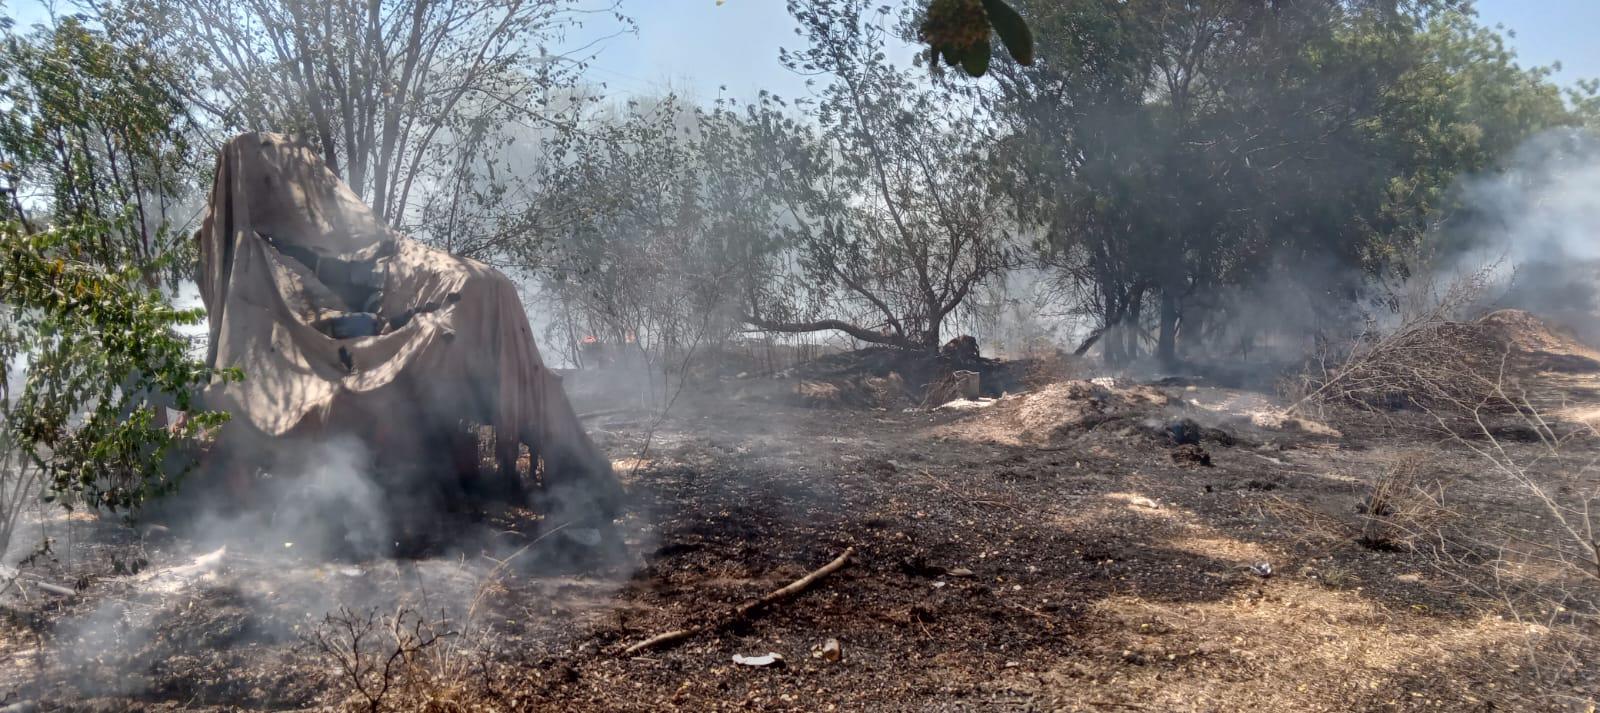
[1013,379,1176,443]
[1477,309,1600,372]
[728,346,1076,410]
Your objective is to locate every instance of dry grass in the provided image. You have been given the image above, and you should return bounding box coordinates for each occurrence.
[1290,265,1600,701]
[1354,452,1454,553]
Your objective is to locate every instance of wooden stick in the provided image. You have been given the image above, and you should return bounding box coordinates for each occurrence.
[576,407,635,420]
[622,546,855,656]
[30,580,75,598]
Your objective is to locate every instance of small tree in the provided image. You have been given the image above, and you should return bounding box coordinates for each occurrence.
[529,95,780,390]
[0,222,233,518]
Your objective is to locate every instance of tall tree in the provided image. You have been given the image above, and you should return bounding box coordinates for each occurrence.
[984,0,1562,366]
[0,16,233,532]
[0,15,199,285]
[743,0,1015,352]
[104,0,618,259]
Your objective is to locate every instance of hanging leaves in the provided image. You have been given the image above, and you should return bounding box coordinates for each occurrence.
[919,0,1034,77]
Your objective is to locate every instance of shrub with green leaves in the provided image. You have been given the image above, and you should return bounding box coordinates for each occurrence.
[0,13,229,545]
[0,218,236,517]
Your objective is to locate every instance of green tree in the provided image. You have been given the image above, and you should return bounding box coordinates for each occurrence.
[0,15,199,286]
[986,0,1577,366]
[0,17,234,553]
[742,0,1016,353]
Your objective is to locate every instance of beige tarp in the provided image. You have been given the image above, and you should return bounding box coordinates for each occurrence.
[196,132,617,513]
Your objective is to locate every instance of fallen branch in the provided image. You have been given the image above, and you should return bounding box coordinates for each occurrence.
[28,580,76,598]
[0,565,76,598]
[622,546,856,656]
[576,407,634,420]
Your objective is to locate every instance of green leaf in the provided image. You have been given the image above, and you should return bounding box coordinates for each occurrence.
[981,0,1033,65]
[962,38,991,77]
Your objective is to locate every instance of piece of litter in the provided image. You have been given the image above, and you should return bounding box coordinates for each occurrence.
[284,542,294,549]
[947,568,975,578]
[732,653,784,667]
[932,581,948,588]
[1128,496,1160,509]
[936,398,998,411]
[1250,562,1273,577]
[813,638,842,662]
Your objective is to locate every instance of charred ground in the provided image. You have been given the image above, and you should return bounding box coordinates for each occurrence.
[1,317,1598,711]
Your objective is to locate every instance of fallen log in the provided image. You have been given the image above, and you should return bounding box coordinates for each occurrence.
[622,546,855,656]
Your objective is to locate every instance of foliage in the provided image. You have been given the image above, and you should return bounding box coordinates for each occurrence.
[984,0,1585,366]
[0,220,235,516]
[529,95,774,376]
[0,17,233,550]
[744,0,1015,352]
[917,0,1033,77]
[0,15,199,287]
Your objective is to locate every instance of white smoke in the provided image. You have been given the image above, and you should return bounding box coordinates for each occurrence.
[1447,128,1600,341]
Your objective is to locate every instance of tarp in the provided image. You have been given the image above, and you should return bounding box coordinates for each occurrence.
[195,132,618,515]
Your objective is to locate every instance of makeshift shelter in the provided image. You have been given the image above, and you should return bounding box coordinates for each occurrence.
[194,132,619,519]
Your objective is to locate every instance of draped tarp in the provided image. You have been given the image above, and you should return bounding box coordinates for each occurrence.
[195,132,618,515]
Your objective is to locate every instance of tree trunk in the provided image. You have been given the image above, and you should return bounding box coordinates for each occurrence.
[1157,289,1179,367]
[1123,292,1143,362]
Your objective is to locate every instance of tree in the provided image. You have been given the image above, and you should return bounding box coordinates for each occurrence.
[985,0,1571,366]
[524,94,786,389]
[0,15,200,286]
[0,17,234,554]
[743,0,1015,353]
[104,0,618,261]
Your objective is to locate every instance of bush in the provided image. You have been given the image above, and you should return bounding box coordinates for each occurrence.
[0,219,236,552]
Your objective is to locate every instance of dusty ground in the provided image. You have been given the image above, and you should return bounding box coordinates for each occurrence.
[2,320,1599,711]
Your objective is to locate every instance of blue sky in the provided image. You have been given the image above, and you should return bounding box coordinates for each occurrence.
[6,0,1598,100]
[589,1,1600,100]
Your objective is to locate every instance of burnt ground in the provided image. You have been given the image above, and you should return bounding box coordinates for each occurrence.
[1,350,1599,711]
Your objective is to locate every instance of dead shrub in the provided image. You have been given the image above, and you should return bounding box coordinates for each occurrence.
[306,606,457,713]
[1354,452,1452,552]
[1020,349,1078,388]
[1291,318,1516,420]
[1289,261,1511,420]
[1308,284,1600,696]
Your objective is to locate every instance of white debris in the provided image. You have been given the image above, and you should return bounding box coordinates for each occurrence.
[937,397,998,411]
[135,546,227,594]
[732,652,785,667]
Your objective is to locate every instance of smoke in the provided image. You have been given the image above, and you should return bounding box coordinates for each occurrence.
[178,435,392,561]
[23,413,639,704]
[1446,128,1600,342]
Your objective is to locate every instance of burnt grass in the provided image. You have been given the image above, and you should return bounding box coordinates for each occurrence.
[1,379,1597,711]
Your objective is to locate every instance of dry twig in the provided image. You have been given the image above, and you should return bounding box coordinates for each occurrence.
[622,546,856,656]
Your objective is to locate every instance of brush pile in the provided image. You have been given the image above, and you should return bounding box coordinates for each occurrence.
[1293,309,1599,416]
